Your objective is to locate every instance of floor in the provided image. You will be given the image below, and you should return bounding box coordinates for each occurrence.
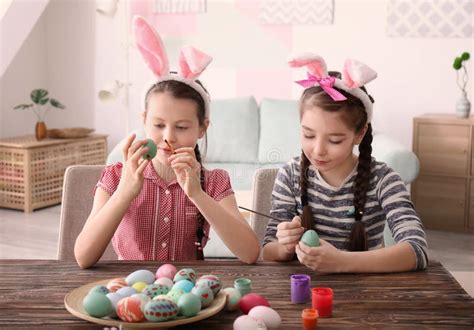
[0,202,473,297]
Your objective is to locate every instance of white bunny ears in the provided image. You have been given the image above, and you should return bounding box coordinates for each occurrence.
[133,15,213,116]
[288,53,377,122]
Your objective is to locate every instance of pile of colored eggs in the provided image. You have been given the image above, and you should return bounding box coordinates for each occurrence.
[82,264,222,323]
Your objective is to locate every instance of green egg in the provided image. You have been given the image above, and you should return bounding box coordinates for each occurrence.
[300,229,320,247]
[143,139,157,160]
[83,292,114,318]
[88,285,109,295]
[177,293,201,317]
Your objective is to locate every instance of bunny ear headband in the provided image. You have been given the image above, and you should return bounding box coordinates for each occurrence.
[133,15,213,117]
[288,53,377,122]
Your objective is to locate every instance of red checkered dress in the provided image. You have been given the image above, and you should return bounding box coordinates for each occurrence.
[95,162,234,261]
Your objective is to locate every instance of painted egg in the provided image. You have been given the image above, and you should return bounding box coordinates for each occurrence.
[88,285,109,295]
[144,298,178,322]
[106,292,124,317]
[191,284,214,308]
[240,293,271,314]
[222,287,241,311]
[143,138,157,160]
[196,275,222,295]
[154,277,173,288]
[177,293,202,317]
[83,292,114,318]
[172,279,194,293]
[132,281,148,293]
[167,288,186,304]
[300,230,320,247]
[106,277,127,293]
[131,293,151,312]
[153,294,175,303]
[173,268,197,284]
[248,306,281,329]
[155,263,177,280]
[116,296,145,322]
[233,315,267,330]
[143,283,170,299]
[126,269,155,286]
[116,286,137,297]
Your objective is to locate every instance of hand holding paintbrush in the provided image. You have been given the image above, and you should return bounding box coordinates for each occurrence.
[164,139,176,154]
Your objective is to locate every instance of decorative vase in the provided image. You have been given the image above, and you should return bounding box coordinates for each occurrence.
[456,94,471,118]
[35,121,47,140]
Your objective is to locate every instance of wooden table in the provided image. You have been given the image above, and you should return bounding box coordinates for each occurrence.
[0,260,473,329]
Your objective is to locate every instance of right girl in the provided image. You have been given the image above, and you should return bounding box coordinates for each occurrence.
[262,54,428,273]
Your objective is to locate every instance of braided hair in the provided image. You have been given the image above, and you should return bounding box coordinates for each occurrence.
[145,79,209,260]
[299,71,374,251]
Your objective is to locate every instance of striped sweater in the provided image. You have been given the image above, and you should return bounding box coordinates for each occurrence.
[264,157,429,270]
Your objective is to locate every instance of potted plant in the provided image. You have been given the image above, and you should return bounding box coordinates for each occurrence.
[453,52,471,118]
[13,89,66,140]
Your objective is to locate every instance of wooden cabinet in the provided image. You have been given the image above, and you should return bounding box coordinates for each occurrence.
[0,134,107,212]
[412,114,474,233]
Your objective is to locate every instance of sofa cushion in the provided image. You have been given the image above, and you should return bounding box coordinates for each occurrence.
[203,96,259,163]
[258,98,301,163]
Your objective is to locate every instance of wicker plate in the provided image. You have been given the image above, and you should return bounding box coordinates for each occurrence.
[47,127,95,139]
[64,278,226,328]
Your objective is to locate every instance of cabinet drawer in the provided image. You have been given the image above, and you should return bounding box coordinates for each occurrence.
[413,176,466,231]
[416,123,469,175]
[470,180,474,229]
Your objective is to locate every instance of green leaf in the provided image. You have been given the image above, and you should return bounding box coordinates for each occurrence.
[453,57,462,70]
[39,97,49,105]
[461,52,470,61]
[50,99,66,109]
[13,104,34,110]
[31,89,49,104]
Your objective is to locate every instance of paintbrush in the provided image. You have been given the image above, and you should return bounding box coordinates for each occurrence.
[164,139,176,154]
[238,206,280,221]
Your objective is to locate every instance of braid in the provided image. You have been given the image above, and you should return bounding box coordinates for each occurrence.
[348,123,373,251]
[300,151,313,231]
[194,145,206,260]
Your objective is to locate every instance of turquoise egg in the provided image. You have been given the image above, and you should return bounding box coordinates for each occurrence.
[83,292,114,318]
[191,285,214,308]
[172,280,194,293]
[167,288,185,304]
[173,268,197,284]
[89,285,109,295]
[300,229,320,247]
[143,283,170,299]
[195,274,222,295]
[142,139,157,160]
[178,293,201,317]
[144,298,178,322]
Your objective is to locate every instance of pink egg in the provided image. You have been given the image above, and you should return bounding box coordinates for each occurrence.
[248,306,281,329]
[233,315,267,330]
[239,293,270,314]
[156,264,177,280]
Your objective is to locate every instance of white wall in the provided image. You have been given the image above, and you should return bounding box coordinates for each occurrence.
[1,0,95,139]
[2,0,472,153]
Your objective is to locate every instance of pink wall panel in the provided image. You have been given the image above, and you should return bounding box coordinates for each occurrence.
[236,69,292,101]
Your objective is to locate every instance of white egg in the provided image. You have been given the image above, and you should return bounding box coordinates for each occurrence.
[126,269,155,285]
[248,306,281,329]
[154,277,173,288]
[233,315,267,330]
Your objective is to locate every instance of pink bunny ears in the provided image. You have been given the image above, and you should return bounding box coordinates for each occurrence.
[288,53,377,122]
[133,15,213,116]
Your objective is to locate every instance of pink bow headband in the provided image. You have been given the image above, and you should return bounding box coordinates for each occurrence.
[289,53,377,122]
[133,16,212,117]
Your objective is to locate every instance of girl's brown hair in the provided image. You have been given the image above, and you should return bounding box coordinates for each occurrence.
[299,71,374,251]
[145,79,209,259]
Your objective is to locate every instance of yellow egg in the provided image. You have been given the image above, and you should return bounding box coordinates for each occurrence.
[132,281,148,292]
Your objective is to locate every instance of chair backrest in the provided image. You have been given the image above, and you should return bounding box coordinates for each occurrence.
[249,168,279,245]
[57,165,117,261]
